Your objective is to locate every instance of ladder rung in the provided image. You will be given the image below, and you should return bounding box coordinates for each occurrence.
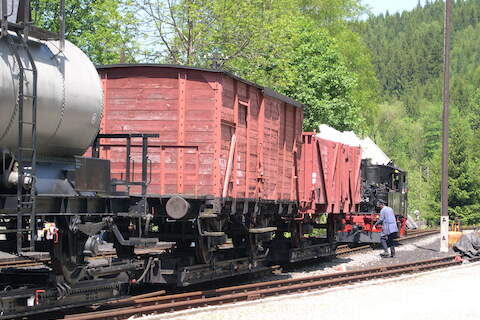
[20,121,35,125]
[16,67,35,72]
[19,147,35,151]
[22,95,37,98]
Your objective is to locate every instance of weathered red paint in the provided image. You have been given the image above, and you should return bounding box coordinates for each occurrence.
[341,214,408,236]
[96,65,303,201]
[299,133,361,216]
[341,213,380,233]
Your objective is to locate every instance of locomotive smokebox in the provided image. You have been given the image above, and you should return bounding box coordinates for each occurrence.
[165,196,191,220]
[0,35,103,157]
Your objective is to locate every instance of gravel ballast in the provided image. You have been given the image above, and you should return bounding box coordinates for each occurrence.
[142,260,480,320]
[136,234,479,320]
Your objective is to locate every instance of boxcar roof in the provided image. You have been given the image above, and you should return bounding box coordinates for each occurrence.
[97,64,304,109]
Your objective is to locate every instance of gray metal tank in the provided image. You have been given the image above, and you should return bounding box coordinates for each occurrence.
[0,34,103,157]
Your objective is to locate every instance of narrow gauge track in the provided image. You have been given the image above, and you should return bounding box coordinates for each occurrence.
[336,228,439,255]
[0,229,439,269]
[65,255,475,320]
[0,229,459,319]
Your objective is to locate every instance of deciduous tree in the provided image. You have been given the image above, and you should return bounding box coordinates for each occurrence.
[32,0,138,64]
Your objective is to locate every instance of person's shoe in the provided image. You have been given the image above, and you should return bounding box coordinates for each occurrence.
[380,252,389,258]
[390,255,395,258]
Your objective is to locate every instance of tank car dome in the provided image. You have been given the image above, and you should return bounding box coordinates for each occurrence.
[0,35,103,157]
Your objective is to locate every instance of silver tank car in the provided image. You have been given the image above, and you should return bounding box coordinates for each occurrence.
[0,34,103,157]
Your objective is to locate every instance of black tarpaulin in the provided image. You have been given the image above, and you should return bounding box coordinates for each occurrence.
[453,231,480,257]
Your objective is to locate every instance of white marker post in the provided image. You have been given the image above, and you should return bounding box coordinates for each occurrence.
[440,216,449,252]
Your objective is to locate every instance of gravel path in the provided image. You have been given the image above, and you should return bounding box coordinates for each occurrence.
[136,233,477,320]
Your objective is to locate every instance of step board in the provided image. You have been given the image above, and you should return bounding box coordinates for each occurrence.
[202,231,225,237]
[198,213,218,219]
[248,227,277,233]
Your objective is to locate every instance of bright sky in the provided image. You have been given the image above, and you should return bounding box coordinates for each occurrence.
[362,0,426,16]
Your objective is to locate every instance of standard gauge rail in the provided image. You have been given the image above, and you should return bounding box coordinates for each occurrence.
[336,228,440,256]
[64,255,468,320]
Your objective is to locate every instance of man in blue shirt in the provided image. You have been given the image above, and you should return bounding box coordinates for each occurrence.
[374,200,398,258]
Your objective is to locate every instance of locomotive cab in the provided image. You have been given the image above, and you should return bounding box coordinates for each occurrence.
[360,159,407,217]
[337,159,408,243]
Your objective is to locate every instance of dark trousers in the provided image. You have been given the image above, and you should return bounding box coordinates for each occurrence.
[380,232,397,256]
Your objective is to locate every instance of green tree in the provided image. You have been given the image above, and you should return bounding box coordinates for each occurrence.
[131,0,283,65]
[225,17,360,131]
[131,0,374,132]
[32,0,138,64]
[279,27,361,131]
[426,110,480,225]
[364,0,480,225]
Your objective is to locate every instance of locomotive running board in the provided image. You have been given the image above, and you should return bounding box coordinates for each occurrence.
[269,240,337,263]
[288,242,337,263]
[145,256,271,287]
[0,278,129,319]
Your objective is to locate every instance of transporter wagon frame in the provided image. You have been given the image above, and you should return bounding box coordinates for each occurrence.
[97,64,304,264]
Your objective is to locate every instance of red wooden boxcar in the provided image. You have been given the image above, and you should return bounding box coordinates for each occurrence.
[96,64,303,262]
[97,64,302,200]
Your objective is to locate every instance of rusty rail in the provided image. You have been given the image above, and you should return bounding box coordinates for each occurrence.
[65,255,464,320]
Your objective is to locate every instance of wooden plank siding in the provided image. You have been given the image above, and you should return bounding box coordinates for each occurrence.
[97,65,303,201]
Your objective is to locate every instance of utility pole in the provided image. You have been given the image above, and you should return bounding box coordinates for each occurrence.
[440,0,452,253]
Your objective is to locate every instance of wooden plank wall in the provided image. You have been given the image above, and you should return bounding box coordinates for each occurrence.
[99,66,303,201]
[99,67,216,195]
[221,75,302,201]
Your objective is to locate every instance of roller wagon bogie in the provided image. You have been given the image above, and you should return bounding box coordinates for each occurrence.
[0,6,412,314]
[0,2,344,315]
